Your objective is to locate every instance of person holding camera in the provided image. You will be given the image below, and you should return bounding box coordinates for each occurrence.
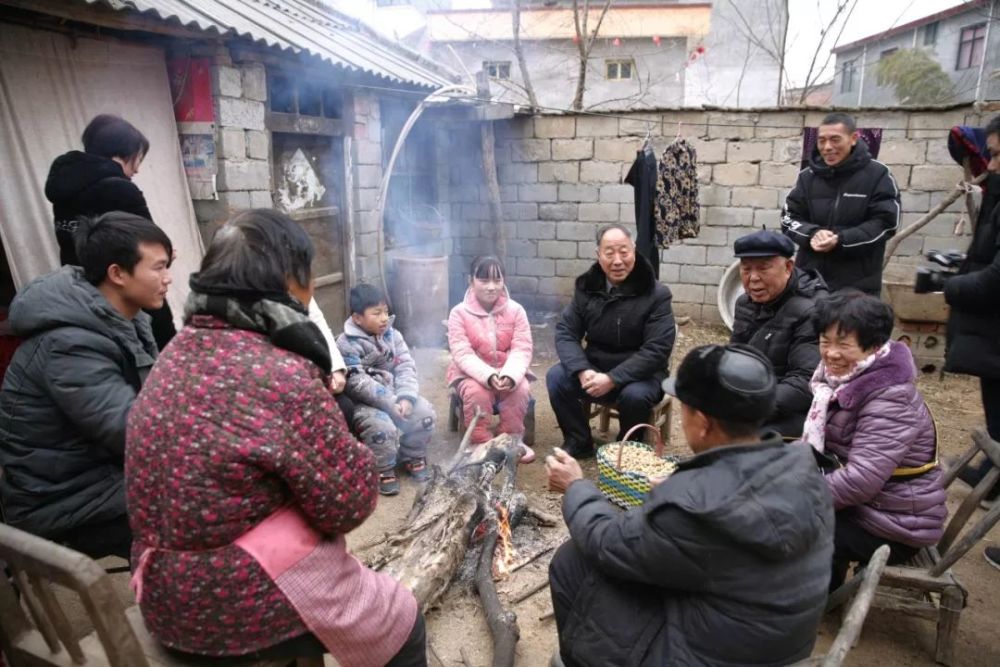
[930,116,1000,572]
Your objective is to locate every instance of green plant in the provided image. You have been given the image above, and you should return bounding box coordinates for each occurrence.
[876,48,954,105]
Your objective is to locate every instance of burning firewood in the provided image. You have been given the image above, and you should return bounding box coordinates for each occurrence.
[366,409,542,666]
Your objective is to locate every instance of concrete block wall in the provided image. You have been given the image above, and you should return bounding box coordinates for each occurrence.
[191,48,273,239]
[440,105,986,319]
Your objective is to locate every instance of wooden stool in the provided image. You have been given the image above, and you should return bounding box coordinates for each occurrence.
[580,394,673,446]
[447,389,536,446]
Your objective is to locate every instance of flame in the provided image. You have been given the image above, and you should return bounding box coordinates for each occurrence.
[494,504,517,578]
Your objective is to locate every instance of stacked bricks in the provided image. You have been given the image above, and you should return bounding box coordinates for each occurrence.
[351,92,385,283]
[442,106,984,318]
[192,49,272,240]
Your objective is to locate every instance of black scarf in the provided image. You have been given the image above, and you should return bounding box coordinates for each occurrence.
[185,277,331,375]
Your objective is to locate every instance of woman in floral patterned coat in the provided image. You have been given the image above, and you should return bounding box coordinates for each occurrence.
[126,209,426,666]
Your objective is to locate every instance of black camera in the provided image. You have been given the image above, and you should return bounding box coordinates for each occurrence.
[914,249,965,294]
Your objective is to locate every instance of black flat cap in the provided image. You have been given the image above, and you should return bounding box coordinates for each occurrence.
[662,344,776,422]
[733,230,796,258]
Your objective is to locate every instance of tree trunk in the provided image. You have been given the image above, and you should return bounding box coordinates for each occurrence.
[512,0,539,111]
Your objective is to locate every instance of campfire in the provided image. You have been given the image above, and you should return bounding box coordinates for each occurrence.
[362,409,560,666]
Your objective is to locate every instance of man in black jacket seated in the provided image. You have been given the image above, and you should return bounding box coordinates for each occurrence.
[0,212,172,560]
[781,112,900,296]
[545,344,834,667]
[546,224,675,459]
[730,229,826,438]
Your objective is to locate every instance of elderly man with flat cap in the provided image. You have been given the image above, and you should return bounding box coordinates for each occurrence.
[544,344,833,667]
[731,229,827,439]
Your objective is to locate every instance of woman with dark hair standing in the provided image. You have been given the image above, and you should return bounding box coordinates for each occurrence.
[45,114,175,349]
[126,209,425,665]
[802,291,946,590]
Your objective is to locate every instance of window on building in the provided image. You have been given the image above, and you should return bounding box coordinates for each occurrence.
[267,72,342,118]
[483,61,511,79]
[878,48,898,86]
[840,58,857,93]
[924,21,939,46]
[957,23,987,70]
[606,59,634,80]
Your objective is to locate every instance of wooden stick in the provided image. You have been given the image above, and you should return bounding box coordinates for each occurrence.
[538,609,555,622]
[511,545,555,572]
[524,506,560,527]
[883,172,987,267]
[512,579,550,604]
[475,523,520,667]
[821,545,890,667]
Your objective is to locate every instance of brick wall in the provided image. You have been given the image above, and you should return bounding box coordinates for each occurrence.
[191,48,273,238]
[440,106,986,321]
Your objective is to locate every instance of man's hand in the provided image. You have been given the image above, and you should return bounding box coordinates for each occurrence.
[581,372,615,398]
[577,369,596,386]
[545,447,584,494]
[394,398,414,419]
[329,370,347,394]
[810,230,839,253]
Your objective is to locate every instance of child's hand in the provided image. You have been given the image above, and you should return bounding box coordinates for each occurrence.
[395,398,414,418]
[498,375,515,391]
[488,374,505,391]
[329,370,346,394]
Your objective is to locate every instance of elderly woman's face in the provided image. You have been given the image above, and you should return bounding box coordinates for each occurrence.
[819,324,873,376]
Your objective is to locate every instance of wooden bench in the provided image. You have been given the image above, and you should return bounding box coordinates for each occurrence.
[826,427,1000,666]
[581,393,673,447]
[0,522,322,667]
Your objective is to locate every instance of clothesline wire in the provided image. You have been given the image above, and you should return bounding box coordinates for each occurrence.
[351,81,981,134]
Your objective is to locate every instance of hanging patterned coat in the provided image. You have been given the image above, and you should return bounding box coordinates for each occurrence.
[654,139,700,248]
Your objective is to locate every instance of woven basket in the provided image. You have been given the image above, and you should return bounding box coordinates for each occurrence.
[597,424,679,509]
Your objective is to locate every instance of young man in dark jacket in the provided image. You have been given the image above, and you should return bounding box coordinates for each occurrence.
[546,224,675,459]
[781,112,900,295]
[545,344,834,667]
[0,212,172,560]
[730,230,826,438]
[936,115,1000,568]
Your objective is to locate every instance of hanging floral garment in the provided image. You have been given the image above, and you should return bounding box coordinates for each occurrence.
[654,138,700,248]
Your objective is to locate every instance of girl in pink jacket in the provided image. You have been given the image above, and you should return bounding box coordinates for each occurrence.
[447,256,535,462]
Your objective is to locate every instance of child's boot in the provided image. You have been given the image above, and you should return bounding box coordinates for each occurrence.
[378,467,400,496]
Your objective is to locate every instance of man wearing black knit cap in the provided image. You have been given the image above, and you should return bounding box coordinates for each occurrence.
[545,344,833,667]
[731,229,827,438]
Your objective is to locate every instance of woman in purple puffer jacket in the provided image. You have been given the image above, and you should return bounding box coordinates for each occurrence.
[802,291,947,590]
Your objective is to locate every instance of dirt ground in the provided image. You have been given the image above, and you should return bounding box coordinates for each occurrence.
[346,318,1000,667]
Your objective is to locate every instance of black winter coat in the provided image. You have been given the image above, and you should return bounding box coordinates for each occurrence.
[944,173,1000,379]
[558,433,834,666]
[781,140,900,295]
[555,256,675,385]
[45,150,175,350]
[0,267,157,538]
[731,268,827,437]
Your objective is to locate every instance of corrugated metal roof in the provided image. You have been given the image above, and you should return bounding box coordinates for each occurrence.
[80,0,458,89]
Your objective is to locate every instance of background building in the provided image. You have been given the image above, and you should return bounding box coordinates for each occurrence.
[831,0,1000,106]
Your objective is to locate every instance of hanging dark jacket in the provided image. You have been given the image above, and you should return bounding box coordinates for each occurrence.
[730,268,827,438]
[557,433,834,666]
[944,172,1000,379]
[781,140,900,295]
[44,150,175,349]
[0,266,157,538]
[555,256,675,385]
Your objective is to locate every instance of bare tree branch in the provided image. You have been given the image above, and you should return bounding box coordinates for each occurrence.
[572,0,614,111]
[511,0,539,111]
[797,0,858,104]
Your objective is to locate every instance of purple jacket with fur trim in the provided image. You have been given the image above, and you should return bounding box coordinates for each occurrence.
[823,341,946,547]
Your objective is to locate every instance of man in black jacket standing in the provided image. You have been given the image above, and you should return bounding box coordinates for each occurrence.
[0,212,172,560]
[730,230,826,438]
[935,115,1000,568]
[782,112,900,295]
[546,224,675,459]
[545,344,833,666]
